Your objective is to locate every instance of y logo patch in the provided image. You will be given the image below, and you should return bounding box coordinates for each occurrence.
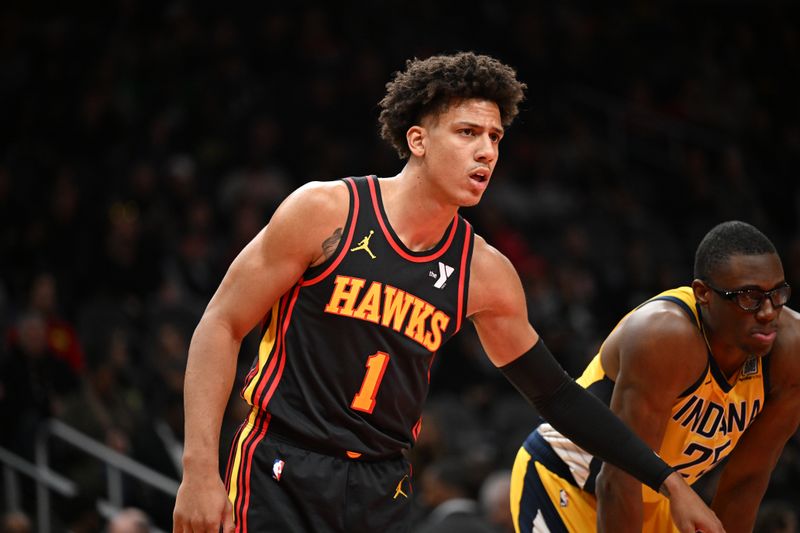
[433,262,454,289]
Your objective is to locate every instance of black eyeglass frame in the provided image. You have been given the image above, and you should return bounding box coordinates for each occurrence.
[704,281,792,312]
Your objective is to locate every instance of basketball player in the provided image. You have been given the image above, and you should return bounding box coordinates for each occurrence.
[172,52,723,532]
[511,220,800,533]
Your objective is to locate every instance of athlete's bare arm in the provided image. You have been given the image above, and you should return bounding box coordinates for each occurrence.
[711,307,800,533]
[467,236,539,364]
[594,304,708,532]
[173,181,349,533]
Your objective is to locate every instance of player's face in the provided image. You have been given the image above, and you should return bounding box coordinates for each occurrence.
[418,99,504,207]
[699,253,786,357]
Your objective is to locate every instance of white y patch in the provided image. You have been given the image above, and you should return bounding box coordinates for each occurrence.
[433,262,454,289]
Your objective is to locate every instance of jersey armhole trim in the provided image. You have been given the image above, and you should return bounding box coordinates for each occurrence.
[300,177,359,287]
[455,221,474,333]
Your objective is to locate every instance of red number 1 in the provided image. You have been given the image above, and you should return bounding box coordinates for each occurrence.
[351,352,390,414]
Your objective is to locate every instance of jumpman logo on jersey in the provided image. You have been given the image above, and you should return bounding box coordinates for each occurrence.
[393,475,409,499]
[351,230,376,259]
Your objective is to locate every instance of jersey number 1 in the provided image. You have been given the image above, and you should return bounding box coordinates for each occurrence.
[351,352,390,414]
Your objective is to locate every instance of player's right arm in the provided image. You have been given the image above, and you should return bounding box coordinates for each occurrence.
[594,305,707,532]
[172,181,349,533]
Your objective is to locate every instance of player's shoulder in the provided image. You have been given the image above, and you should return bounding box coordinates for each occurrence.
[470,235,520,287]
[774,306,800,355]
[777,305,800,334]
[471,234,515,271]
[274,179,350,223]
[770,306,800,384]
[467,235,525,317]
[288,179,349,207]
[613,296,707,373]
[624,298,702,340]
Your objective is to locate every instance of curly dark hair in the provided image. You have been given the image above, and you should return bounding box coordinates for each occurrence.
[694,220,778,280]
[378,51,527,158]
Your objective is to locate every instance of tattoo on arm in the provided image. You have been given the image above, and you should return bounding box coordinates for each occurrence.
[321,228,343,261]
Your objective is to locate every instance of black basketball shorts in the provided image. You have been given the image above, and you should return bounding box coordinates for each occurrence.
[225,419,413,532]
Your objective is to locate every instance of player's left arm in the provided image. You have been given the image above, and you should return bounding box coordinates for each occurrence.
[711,308,800,532]
[466,236,539,364]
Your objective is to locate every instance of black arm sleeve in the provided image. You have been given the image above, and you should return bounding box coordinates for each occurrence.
[498,338,673,492]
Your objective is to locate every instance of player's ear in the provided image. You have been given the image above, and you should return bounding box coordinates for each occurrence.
[407,126,426,157]
[692,279,712,306]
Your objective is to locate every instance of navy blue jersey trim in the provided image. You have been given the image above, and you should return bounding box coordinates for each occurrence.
[524,431,580,488]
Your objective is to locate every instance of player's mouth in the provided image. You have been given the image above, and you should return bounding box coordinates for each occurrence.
[468,168,490,184]
[750,328,777,344]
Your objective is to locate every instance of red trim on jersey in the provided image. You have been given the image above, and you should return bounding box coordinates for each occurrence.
[247,295,287,406]
[301,177,360,287]
[242,313,271,386]
[233,413,258,528]
[412,417,423,441]
[240,412,271,533]
[236,410,271,533]
[257,283,301,406]
[243,363,258,386]
[224,419,247,492]
[455,223,473,332]
[426,352,437,383]
[367,177,458,263]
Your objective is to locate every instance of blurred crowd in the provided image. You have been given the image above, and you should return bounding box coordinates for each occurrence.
[1,1,799,531]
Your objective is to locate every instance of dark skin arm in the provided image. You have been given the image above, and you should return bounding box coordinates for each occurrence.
[711,307,800,532]
[595,303,708,533]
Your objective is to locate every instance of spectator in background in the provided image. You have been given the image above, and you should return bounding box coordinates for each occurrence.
[23,271,84,372]
[479,470,515,533]
[0,511,32,533]
[0,311,78,455]
[414,457,496,533]
[107,507,152,533]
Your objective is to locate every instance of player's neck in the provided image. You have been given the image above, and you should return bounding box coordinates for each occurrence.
[701,320,751,381]
[378,170,459,252]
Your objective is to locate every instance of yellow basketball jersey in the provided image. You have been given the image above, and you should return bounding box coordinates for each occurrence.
[537,287,768,499]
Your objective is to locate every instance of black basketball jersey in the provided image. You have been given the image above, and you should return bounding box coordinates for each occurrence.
[240,176,475,458]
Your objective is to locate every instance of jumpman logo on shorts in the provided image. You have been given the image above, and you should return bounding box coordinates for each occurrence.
[393,475,409,499]
[351,230,376,259]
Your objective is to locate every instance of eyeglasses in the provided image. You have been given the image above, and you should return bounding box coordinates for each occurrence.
[705,281,792,312]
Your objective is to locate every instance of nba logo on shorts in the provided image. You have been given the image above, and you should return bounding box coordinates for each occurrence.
[559,489,568,507]
[272,458,285,481]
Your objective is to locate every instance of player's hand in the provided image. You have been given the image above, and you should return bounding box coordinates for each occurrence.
[662,472,725,533]
[173,472,235,533]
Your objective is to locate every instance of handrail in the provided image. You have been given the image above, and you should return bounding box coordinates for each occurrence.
[36,419,180,495]
[0,445,77,511]
[33,418,179,533]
